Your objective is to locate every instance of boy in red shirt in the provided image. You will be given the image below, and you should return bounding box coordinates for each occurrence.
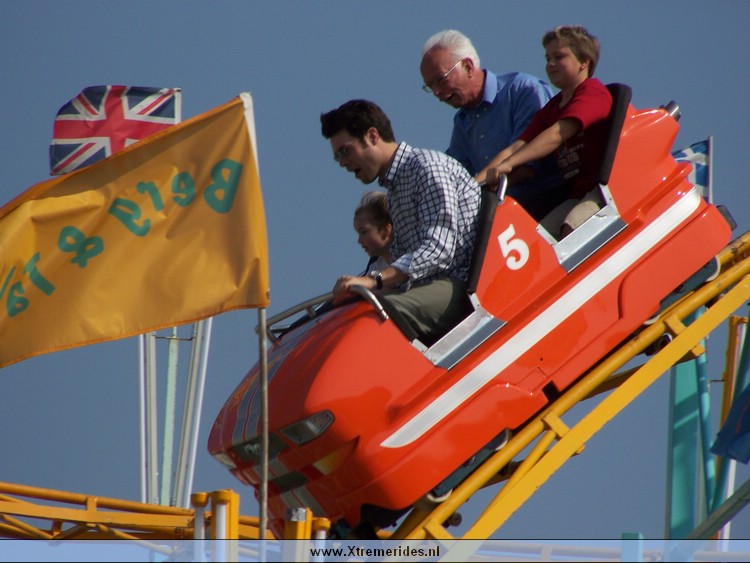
[480,25,612,238]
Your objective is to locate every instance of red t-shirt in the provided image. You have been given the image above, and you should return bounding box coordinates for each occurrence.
[520,78,613,198]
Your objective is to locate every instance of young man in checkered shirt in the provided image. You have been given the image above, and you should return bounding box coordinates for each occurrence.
[321,99,482,345]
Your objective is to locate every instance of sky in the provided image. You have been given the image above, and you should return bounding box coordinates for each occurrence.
[2,0,750,542]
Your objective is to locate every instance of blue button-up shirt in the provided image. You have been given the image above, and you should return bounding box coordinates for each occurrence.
[447,70,552,175]
[446,70,564,219]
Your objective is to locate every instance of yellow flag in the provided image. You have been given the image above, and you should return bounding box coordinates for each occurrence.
[0,93,269,368]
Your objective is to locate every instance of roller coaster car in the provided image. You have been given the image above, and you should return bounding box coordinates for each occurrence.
[207,84,735,538]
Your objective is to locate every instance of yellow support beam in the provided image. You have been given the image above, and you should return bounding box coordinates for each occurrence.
[210,489,240,539]
[0,482,262,542]
[0,499,193,530]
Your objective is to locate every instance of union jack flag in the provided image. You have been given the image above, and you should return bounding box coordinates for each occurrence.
[50,85,182,175]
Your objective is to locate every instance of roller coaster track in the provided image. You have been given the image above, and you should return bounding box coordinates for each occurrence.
[2,231,750,554]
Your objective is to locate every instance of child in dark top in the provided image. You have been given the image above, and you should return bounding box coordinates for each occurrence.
[483,25,612,238]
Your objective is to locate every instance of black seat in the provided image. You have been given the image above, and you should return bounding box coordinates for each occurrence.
[597,83,632,186]
[466,187,499,295]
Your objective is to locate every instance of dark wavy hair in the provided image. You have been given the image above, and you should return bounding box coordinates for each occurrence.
[320,99,396,142]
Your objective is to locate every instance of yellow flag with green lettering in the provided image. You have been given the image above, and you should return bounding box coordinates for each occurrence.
[0,93,269,368]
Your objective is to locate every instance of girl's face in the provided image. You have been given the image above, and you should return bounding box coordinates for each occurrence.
[544,38,588,90]
[354,216,392,257]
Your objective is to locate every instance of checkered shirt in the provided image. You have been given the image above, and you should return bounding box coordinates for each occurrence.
[379,142,481,285]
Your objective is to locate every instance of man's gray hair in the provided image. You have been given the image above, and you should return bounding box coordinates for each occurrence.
[422,29,480,67]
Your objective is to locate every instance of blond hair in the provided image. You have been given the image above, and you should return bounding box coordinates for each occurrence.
[543,25,600,77]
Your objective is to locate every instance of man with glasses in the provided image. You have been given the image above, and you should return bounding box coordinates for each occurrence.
[420,29,562,220]
[321,99,481,346]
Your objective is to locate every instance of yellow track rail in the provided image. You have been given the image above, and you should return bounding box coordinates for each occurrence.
[0,482,265,541]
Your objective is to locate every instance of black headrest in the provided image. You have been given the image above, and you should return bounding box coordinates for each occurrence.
[597,83,632,186]
[466,188,499,295]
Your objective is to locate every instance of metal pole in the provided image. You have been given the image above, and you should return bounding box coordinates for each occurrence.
[258,308,269,541]
[666,310,713,537]
[717,318,743,542]
[192,492,208,563]
[707,135,714,203]
[214,500,227,562]
[145,332,159,504]
[138,335,147,503]
[713,315,750,516]
[689,475,750,539]
[159,327,179,506]
[695,351,716,514]
[174,318,213,508]
[666,357,700,538]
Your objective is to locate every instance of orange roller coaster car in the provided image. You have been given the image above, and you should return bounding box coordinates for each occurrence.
[208,84,735,538]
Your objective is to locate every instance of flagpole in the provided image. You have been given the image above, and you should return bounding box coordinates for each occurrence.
[144,332,159,504]
[138,335,147,503]
[158,328,180,505]
[707,135,714,203]
[258,308,269,542]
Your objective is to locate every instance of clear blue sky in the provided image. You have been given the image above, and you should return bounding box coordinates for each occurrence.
[2,0,750,540]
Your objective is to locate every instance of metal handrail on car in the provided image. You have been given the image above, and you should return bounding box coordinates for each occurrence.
[261,292,333,343]
[496,174,509,203]
[350,285,390,322]
[261,286,389,344]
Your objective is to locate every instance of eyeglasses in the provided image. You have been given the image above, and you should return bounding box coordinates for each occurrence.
[422,59,464,93]
[333,140,358,162]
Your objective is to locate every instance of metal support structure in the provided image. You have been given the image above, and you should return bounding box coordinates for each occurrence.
[689,475,750,540]
[138,335,147,503]
[711,316,746,541]
[713,318,750,517]
[160,327,180,506]
[666,312,718,539]
[666,356,701,538]
[138,320,213,509]
[696,353,717,512]
[174,318,213,508]
[258,308,269,542]
[210,490,240,562]
[139,332,159,504]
